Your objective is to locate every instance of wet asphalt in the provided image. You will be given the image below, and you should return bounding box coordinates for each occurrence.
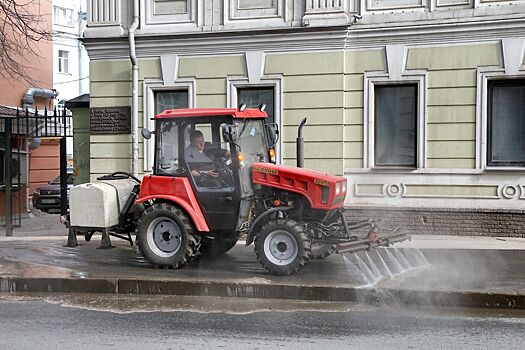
[0,237,524,295]
[0,297,524,350]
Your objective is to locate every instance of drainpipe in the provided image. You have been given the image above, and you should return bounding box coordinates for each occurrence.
[22,88,59,110]
[129,0,140,177]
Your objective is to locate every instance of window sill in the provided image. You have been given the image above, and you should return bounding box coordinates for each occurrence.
[484,166,525,172]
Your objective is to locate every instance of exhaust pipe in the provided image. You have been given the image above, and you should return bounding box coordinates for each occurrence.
[297,117,307,168]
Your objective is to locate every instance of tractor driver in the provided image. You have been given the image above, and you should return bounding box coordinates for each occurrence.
[185,130,219,179]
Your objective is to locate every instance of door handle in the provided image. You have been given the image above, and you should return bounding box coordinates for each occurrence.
[219,196,233,201]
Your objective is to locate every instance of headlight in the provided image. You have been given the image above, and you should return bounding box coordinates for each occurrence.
[335,182,341,195]
[342,181,347,193]
[34,189,40,195]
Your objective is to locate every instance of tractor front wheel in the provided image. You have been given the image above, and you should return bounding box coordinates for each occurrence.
[254,219,311,275]
[136,203,198,269]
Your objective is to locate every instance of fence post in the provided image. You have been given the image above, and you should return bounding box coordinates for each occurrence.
[5,118,12,236]
[60,108,68,217]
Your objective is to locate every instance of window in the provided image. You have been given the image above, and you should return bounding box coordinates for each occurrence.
[487,79,525,167]
[58,50,70,74]
[237,87,275,124]
[374,84,418,167]
[54,6,74,27]
[156,120,180,175]
[146,0,194,24]
[154,90,189,114]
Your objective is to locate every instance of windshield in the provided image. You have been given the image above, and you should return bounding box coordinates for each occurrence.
[235,119,268,195]
[235,119,268,166]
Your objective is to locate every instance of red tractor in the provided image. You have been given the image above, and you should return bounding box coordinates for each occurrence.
[68,106,408,275]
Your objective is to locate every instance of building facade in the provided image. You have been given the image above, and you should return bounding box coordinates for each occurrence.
[0,0,55,216]
[83,0,525,236]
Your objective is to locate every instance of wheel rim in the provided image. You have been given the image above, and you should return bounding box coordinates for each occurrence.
[146,217,182,258]
[263,229,298,266]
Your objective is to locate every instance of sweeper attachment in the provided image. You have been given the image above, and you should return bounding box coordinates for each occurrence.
[66,107,416,276]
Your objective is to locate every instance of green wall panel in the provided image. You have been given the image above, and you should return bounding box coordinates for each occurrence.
[427,105,476,123]
[282,108,344,126]
[344,91,364,108]
[344,141,363,158]
[265,51,344,75]
[282,125,343,142]
[196,78,227,95]
[344,108,363,125]
[406,44,501,70]
[283,91,343,109]
[90,81,134,98]
[427,141,475,158]
[283,142,343,158]
[139,58,162,80]
[179,55,246,78]
[428,69,477,88]
[344,74,364,91]
[195,94,227,108]
[283,158,343,175]
[345,49,385,73]
[284,75,343,92]
[428,123,475,141]
[428,87,476,106]
[344,125,363,142]
[427,158,475,169]
[90,60,131,82]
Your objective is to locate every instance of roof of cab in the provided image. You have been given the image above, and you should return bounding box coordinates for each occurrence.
[154,108,267,119]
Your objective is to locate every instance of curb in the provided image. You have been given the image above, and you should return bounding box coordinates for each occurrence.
[1,276,524,310]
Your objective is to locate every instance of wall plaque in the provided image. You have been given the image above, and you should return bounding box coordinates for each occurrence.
[90,107,131,134]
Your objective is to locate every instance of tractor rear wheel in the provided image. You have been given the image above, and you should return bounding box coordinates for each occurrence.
[136,203,197,269]
[310,243,336,260]
[199,237,239,258]
[254,219,311,275]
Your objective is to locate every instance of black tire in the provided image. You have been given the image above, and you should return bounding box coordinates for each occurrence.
[254,219,311,276]
[310,243,336,260]
[136,203,198,269]
[200,237,239,258]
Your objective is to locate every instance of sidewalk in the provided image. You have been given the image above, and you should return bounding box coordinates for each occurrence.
[1,229,524,309]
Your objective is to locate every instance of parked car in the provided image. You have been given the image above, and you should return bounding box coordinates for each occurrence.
[32,169,74,212]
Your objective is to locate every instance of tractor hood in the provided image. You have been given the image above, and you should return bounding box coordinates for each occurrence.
[251,163,347,210]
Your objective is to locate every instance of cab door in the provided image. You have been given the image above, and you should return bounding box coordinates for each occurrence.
[182,120,240,232]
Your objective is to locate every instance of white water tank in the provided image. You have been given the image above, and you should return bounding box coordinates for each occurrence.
[69,179,137,229]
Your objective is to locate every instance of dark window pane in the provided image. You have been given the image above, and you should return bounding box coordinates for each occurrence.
[488,80,525,166]
[154,90,189,115]
[375,84,417,167]
[238,87,275,124]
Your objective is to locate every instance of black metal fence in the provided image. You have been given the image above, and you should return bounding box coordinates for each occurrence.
[0,107,73,236]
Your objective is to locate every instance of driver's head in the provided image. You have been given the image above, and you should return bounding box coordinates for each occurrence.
[190,130,205,152]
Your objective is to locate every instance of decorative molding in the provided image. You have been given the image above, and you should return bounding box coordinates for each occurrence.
[354,183,385,197]
[88,0,121,24]
[245,51,265,84]
[386,44,406,80]
[500,184,520,199]
[386,183,404,197]
[84,13,525,60]
[502,37,525,75]
[160,54,179,85]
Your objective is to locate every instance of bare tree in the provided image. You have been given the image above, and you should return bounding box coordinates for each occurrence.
[0,0,51,86]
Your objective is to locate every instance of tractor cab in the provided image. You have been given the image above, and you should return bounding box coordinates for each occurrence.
[144,107,277,232]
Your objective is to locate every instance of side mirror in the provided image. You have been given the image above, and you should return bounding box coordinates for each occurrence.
[222,124,238,143]
[141,128,153,139]
[265,123,279,146]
